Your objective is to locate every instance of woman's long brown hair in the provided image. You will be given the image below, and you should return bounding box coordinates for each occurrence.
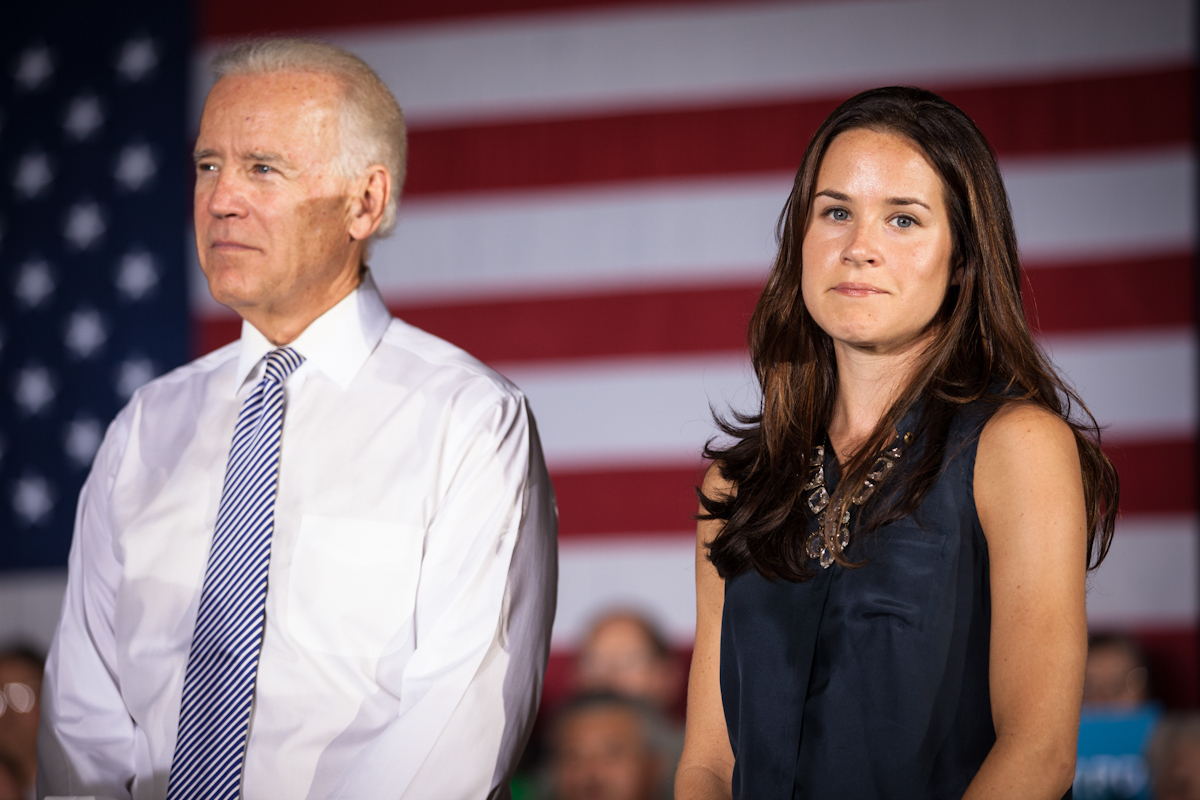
[701,86,1118,582]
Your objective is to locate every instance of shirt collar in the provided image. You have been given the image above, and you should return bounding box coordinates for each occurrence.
[232,270,392,395]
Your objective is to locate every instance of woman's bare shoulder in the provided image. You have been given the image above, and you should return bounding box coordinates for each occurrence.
[974,400,1084,549]
[977,400,1076,461]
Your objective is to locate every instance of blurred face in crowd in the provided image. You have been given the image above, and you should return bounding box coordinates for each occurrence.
[1083,641,1148,708]
[193,70,374,344]
[577,615,678,713]
[553,706,662,800]
[0,655,41,791]
[1155,737,1200,800]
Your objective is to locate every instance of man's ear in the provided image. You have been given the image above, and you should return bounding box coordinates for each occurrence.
[348,165,391,241]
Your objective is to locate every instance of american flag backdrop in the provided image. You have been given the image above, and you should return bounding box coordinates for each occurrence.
[0,3,189,632]
[2,0,1197,712]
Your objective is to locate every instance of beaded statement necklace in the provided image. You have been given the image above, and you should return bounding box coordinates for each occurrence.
[803,430,915,569]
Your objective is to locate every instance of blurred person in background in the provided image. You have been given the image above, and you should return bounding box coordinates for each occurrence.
[1148,715,1200,800]
[1084,634,1152,709]
[1075,633,1156,800]
[678,86,1118,799]
[547,692,672,800]
[0,753,26,800]
[1074,635,1158,799]
[0,645,41,800]
[576,611,684,719]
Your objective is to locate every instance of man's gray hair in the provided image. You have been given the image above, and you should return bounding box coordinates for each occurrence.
[210,38,407,239]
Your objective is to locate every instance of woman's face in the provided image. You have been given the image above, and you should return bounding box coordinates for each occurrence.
[801,128,956,357]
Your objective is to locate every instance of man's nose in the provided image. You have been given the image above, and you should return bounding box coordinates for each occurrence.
[204,170,247,218]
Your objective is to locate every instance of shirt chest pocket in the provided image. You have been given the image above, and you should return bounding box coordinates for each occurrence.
[849,520,947,633]
[286,515,424,658]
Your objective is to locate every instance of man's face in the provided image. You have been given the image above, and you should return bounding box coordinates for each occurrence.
[193,71,359,333]
[553,707,662,800]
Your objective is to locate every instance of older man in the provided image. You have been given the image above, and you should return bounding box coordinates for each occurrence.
[38,40,557,800]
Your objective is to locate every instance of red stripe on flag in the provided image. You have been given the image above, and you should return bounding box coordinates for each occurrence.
[546,630,1197,709]
[550,437,1194,537]
[1024,254,1194,335]
[192,253,1193,360]
[401,283,760,363]
[404,68,1193,196]
[552,463,707,537]
[205,0,703,37]
[542,647,692,720]
[1110,627,1200,708]
[1106,438,1196,516]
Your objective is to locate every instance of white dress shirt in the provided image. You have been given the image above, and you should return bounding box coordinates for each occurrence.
[38,273,558,800]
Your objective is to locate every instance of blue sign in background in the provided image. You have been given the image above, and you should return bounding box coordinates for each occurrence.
[1075,706,1161,800]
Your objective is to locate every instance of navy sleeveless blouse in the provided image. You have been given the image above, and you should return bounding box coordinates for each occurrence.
[720,400,1073,799]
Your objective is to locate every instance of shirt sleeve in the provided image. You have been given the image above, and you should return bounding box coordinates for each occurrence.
[319,391,558,799]
[38,408,139,800]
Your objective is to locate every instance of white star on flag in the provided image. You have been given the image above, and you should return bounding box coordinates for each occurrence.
[115,357,155,399]
[64,417,104,469]
[115,37,158,82]
[12,474,54,526]
[14,259,55,308]
[114,143,157,191]
[14,365,56,416]
[63,94,105,142]
[13,151,54,199]
[64,308,108,359]
[115,249,159,300]
[63,202,106,250]
[14,45,54,91]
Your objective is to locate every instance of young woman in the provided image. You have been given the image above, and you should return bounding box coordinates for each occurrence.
[675,87,1117,799]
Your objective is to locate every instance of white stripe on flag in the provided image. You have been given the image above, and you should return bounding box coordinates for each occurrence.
[1042,330,1197,442]
[196,0,1192,126]
[1086,515,1199,628]
[555,535,697,649]
[504,330,1194,469]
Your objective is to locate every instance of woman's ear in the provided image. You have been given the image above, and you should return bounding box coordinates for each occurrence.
[950,254,965,287]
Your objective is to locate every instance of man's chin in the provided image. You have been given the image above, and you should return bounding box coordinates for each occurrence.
[207,282,262,314]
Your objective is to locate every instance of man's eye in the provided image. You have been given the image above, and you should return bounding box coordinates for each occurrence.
[253,164,272,174]
[197,163,216,173]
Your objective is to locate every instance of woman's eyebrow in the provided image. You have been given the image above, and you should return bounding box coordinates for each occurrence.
[888,196,931,209]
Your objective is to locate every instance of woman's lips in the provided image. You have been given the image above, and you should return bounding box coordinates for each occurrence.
[833,282,886,296]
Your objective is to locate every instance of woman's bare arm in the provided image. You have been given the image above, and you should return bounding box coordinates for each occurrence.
[675,463,736,799]
[964,403,1089,799]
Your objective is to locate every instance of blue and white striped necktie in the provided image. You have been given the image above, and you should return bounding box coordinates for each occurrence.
[167,346,305,800]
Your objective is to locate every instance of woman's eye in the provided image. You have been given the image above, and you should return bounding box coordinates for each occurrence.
[828,208,849,221]
[893,215,915,229]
